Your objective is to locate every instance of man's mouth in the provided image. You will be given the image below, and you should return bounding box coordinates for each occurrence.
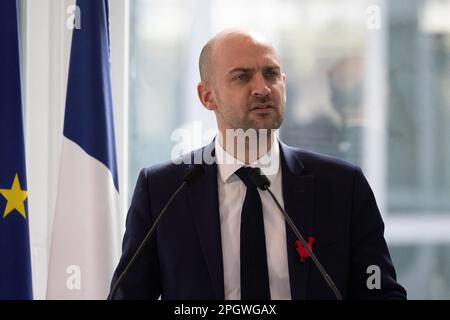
[250,104,274,111]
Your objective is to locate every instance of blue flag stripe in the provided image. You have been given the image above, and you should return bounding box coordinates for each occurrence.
[63,0,119,191]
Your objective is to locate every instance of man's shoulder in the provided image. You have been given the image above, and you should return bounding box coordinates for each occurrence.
[281,143,359,176]
[139,146,206,181]
[139,160,191,183]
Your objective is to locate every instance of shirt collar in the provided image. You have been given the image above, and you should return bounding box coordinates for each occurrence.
[215,134,281,185]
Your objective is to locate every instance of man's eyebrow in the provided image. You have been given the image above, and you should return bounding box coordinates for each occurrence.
[227,67,254,74]
[227,65,281,75]
[264,65,281,72]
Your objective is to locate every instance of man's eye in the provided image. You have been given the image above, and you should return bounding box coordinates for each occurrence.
[234,74,250,82]
[265,71,280,80]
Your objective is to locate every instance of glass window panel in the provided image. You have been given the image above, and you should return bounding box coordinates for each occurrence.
[387,0,450,213]
[390,244,450,299]
[128,0,450,299]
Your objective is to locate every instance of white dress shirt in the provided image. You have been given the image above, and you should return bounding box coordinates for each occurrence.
[215,137,292,300]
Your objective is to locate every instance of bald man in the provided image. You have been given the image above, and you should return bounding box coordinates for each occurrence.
[110,29,406,300]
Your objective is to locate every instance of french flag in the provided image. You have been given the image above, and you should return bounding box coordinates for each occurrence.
[46,0,120,299]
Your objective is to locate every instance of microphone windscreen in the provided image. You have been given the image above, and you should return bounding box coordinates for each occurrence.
[249,167,270,190]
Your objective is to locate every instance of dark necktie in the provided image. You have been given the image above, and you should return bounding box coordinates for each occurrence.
[235,166,271,300]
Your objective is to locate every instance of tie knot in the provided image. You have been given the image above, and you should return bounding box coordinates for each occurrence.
[235,166,255,188]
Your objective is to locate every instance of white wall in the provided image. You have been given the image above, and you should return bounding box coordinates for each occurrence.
[23,0,129,300]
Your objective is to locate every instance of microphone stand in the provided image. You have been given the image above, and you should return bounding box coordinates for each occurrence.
[108,165,204,300]
[249,167,343,300]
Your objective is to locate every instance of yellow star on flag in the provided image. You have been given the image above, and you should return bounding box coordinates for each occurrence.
[0,173,28,219]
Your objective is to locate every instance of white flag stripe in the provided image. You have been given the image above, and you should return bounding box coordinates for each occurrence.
[47,137,120,299]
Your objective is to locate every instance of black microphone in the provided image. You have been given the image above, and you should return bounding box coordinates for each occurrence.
[107,164,205,300]
[248,167,343,300]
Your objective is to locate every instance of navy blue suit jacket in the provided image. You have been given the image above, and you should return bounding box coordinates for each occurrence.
[110,141,406,299]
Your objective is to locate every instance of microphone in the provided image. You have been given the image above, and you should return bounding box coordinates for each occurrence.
[108,164,205,300]
[248,168,343,300]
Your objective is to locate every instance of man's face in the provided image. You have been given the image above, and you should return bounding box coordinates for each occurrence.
[202,36,286,133]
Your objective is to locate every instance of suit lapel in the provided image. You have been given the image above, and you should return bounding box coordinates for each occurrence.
[280,142,315,300]
[187,142,224,299]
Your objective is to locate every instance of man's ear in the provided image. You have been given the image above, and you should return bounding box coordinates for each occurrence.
[197,81,217,111]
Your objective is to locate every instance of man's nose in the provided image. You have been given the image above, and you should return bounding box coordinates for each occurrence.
[251,73,270,97]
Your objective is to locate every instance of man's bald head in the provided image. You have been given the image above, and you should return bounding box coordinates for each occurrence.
[198,29,280,83]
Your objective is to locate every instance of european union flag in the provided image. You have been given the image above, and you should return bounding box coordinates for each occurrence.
[0,0,33,299]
